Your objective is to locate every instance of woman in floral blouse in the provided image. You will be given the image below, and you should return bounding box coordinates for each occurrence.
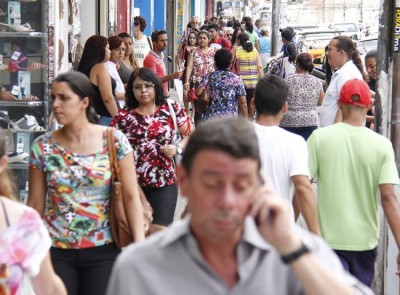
[196,48,247,121]
[111,68,192,230]
[28,71,145,295]
[184,30,215,124]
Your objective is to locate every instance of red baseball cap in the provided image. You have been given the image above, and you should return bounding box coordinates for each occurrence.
[339,79,372,108]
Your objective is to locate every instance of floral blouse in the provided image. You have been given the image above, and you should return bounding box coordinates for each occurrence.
[111,100,190,188]
[199,70,246,121]
[0,204,51,295]
[189,47,215,84]
[29,128,132,249]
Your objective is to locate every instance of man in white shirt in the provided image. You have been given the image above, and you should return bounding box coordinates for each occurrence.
[319,36,363,127]
[253,74,319,235]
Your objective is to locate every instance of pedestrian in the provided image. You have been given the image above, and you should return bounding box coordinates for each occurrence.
[308,79,400,286]
[177,16,201,62]
[178,30,198,121]
[319,36,365,127]
[184,30,215,124]
[132,16,152,67]
[234,33,263,118]
[106,36,126,106]
[77,35,120,126]
[195,48,247,120]
[364,49,377,129]
[111,68,192,231]
[259,29,271,69]
[28,71,145,295]
[253,74,320,234]
[117,32,139,85]
[280,52,324,140]
[208,23,231,50]
[143,30,182,94]
[106,117,372,295]
[244,21,260,52]
[0,129,67,295]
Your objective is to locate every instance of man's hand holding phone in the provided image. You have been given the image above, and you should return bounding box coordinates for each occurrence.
[250,175,302,255]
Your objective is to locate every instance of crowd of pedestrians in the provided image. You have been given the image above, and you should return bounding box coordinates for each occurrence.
[0,14,398,295]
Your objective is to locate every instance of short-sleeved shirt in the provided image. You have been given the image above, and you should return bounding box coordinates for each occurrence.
[189,48,215,85]
[106,217,372,295]
[133,35,152,67]
[245,30,259,47]
[308,123,399,251]
[209,37,231,50]
[143,51,168,94]
[29,128,132,249]
[199,70,246,121]
[281,73,323,128]
[0,205,51,295]
[319,61,363,127]
[111,101,190,188]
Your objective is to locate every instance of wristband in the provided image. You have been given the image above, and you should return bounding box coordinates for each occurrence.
[281,243,310,264]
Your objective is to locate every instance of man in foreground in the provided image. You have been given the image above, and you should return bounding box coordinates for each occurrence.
[107,117,371,295]
[308,79,400,286]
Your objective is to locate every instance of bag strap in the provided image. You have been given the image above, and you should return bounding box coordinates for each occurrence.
[0,198,10,227]
[147,36,153,50]
[166,99,179,136]
[107,128,120,183]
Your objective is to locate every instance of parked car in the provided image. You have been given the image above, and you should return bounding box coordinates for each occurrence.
[328,23,361,40]
[296,29,342,65]
[356,36,378,56]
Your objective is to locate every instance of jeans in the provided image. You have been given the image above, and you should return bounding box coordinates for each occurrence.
[51,243,120,295]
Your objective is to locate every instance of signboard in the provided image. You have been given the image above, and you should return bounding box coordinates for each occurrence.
[395,7,400,53]
[176,0,184,46]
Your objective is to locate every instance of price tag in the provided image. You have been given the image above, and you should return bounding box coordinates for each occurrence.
[16,141,24,153]
[11,85,20,96]
[11,51,21,61]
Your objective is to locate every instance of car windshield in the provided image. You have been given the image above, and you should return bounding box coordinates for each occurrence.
[333,23,358,32]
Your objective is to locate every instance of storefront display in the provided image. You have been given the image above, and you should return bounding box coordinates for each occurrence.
[0,0,49,202]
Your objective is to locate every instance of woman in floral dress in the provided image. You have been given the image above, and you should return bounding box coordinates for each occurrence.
[184,30,215,124]
[111,68,192,230]
[28,71,145,295]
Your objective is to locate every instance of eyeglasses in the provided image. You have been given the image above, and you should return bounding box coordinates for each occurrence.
[133,83,154,91]
[227,34,233,36]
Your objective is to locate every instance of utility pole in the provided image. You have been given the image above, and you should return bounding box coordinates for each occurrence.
[270,0,281,56]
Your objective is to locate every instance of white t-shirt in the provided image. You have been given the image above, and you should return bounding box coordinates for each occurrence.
[133,35,152,67]
[319,61,363,127]
[105,61,125,94]
[253,124,310,203]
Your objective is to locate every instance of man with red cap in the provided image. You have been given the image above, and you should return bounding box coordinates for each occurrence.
[307,79,400,287]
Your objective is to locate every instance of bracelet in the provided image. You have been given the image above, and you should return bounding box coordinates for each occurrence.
[281,243,310,264]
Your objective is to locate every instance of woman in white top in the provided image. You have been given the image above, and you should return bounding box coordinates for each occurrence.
[106,36,126,108]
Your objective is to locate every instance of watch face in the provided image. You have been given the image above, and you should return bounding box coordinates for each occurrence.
[177,146,183,154]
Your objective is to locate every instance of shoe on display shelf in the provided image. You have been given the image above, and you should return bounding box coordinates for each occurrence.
[8,115,44,132]
[7,152,29,164]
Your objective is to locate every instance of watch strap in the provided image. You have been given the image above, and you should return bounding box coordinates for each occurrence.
[281,243,310,264]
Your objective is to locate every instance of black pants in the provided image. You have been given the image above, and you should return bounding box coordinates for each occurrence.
[142,183,178,226]
[50,243,120,295]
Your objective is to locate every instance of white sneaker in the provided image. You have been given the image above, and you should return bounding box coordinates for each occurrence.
[8,115,44,132]
[8,152,29,163]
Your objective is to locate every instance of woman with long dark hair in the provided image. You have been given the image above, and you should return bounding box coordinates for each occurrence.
[111,68,192,231]
[28,71,145,295]
[280,53,324,140]
[77,35,120,126]
[234,33,263,118]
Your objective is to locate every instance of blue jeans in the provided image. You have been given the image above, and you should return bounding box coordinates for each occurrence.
[98,116,113,126]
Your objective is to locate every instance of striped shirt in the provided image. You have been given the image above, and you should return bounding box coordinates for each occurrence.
[236,47,259,89]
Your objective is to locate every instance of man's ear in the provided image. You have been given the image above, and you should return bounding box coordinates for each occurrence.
[281,102,288,114]
[176,164,190,200]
